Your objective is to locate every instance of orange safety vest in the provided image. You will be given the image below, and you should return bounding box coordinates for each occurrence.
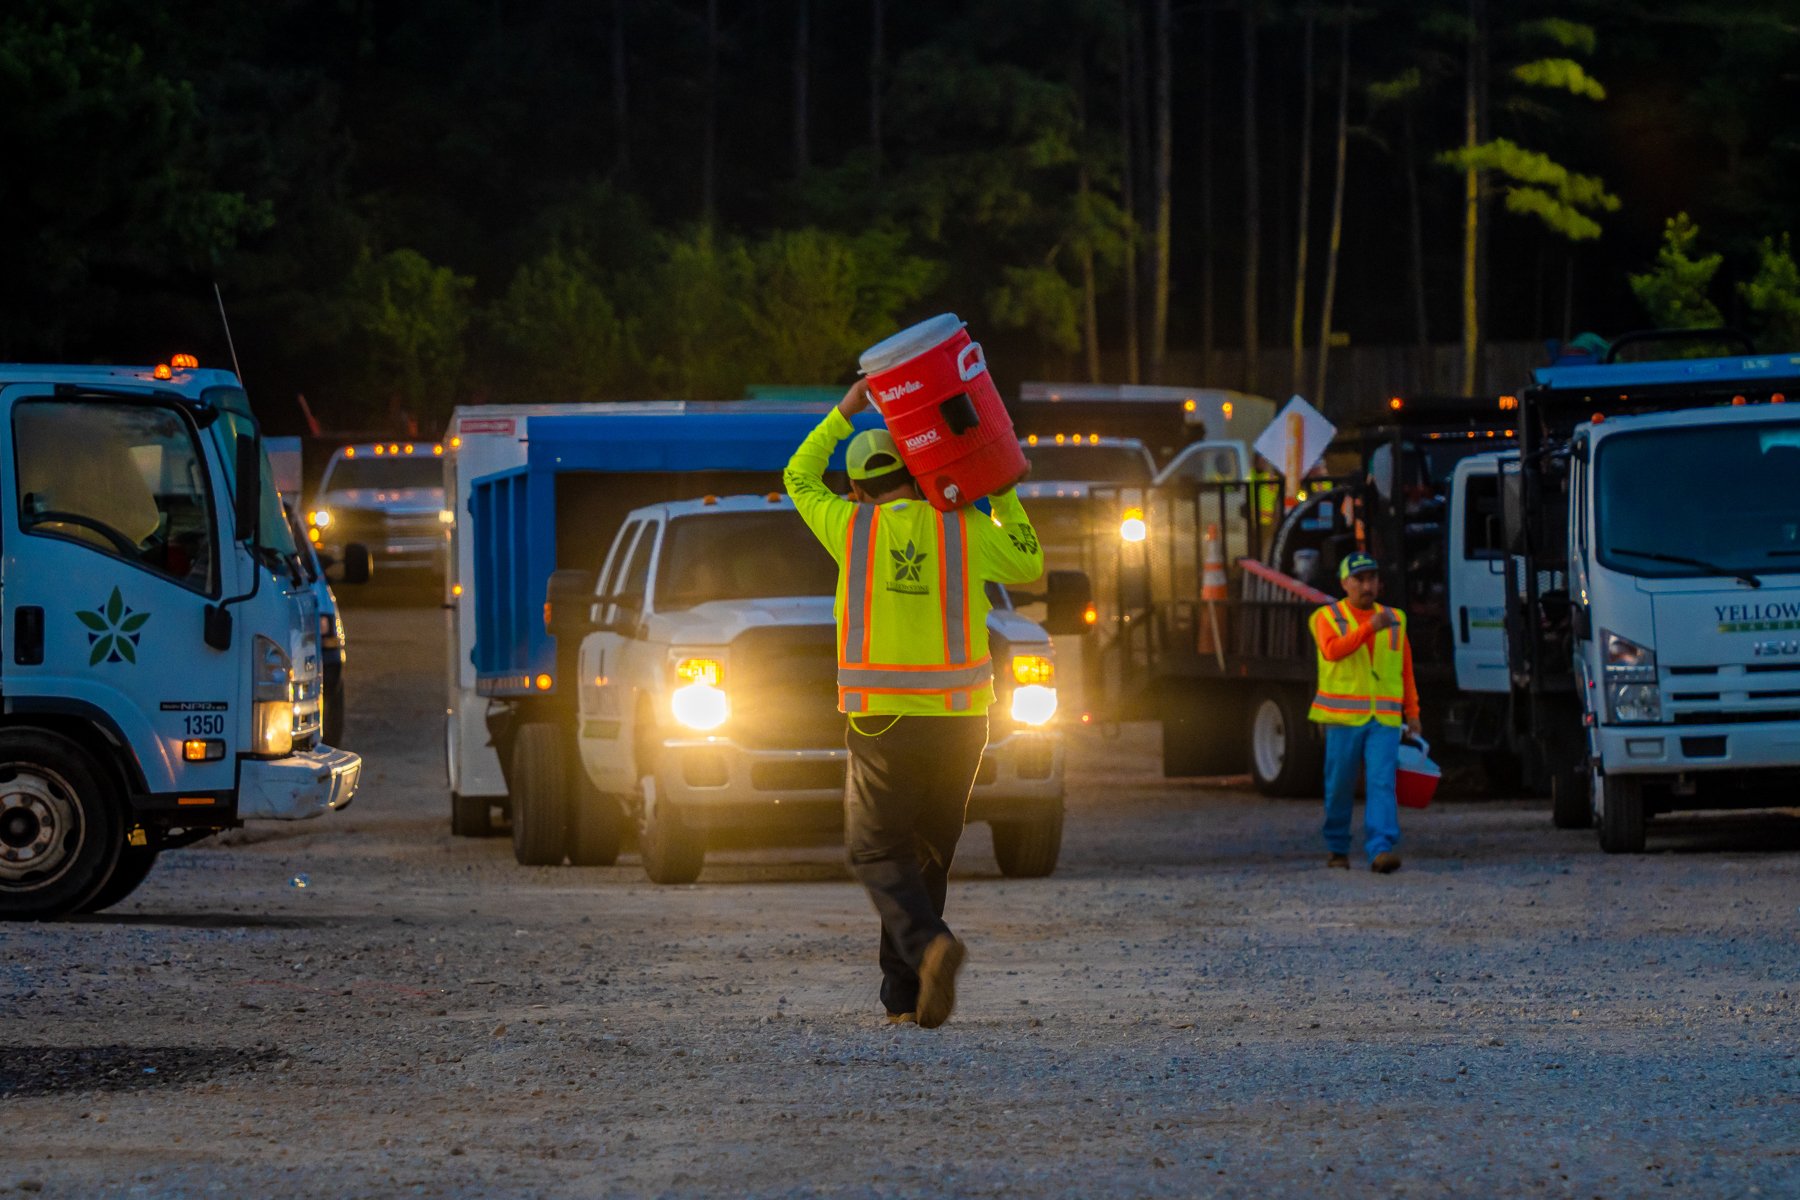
[1309,601,1407,726]
[837,503,994,714]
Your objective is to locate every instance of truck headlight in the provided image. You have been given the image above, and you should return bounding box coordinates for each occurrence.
[1119,507,1147,543]
[1602,629,1660,723]
[1607,683,1662,724]
[309,509,332,529]
[252,635,295,756]
[1010,685,1058,727]
[671,656,728,732]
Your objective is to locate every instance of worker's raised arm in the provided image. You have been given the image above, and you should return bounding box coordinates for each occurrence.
[783,394,860,560]
[974,488,1044,585]
[1311,607,1372,661]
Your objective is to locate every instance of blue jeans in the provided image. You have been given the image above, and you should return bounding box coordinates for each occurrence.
[1321,721,1401,861]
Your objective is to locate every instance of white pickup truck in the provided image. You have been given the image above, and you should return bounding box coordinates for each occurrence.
[541,494,1071,884]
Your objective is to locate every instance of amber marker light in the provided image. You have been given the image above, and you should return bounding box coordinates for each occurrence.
[345,446,356,457]
[153,364,173,380]
[535,674,553,691]
[170,353,199,368]
[1389,397,1404,411]
[1082,604,1098,626]
[1183,399,1197,412]
[450,436,462,449]
[434,443,445,454]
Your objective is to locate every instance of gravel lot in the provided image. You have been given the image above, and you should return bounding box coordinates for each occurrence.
[4,592,1797,1198]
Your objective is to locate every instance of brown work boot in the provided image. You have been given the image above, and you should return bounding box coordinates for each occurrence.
[1326,853,1350,869]
[885,1011,918,1026]
[1371,851,1402,874]
[916,934,967,1030]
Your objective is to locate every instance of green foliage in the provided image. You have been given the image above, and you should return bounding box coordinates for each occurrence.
[989,265,1083,352]
[1515,18,1597,56]
[1511,58,1605,101]
[1367,67,1423,109]
[1629,214,1724,330]
[1440,138,1619,241]
[347,249,474,424]
[1738,234,1800,349]
[488,249,634,402]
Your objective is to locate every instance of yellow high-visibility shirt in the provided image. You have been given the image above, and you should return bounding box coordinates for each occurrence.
[784,409,1045,715]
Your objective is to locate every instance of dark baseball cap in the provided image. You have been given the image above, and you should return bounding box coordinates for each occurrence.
[1339,551,1379,581]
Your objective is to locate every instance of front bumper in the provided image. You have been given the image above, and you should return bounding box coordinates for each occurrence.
[657,729,1064,833]
[237,746,362,820]
[1596,720,1800,775]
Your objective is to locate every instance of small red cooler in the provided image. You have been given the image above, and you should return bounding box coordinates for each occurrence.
[858,314,1028,511]
[1396,737,1441,810]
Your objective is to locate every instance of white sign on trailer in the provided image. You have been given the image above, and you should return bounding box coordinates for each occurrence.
[1253,395,1337,482]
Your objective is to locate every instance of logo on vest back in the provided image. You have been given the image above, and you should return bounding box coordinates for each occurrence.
[888,539,930,595]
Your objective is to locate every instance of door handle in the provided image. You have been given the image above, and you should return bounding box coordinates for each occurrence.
[1458,606,1469,645]
[14,607,44,665]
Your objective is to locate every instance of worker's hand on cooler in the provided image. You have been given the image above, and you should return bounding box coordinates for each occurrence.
[1370,609,1398,632]
[838,378,872,418]
[1404,716,1422,738]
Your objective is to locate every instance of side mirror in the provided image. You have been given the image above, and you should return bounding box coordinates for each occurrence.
[234,434,261,546]
[341,543,373,585]
[545,568,599,638]
[1041,570,1094,636]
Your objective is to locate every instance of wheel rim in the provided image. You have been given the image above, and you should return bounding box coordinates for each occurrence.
[0,763,85,889]
[1251,700,1287,782]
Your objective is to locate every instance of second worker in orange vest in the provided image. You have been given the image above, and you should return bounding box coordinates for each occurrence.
[1308,551,1420,874]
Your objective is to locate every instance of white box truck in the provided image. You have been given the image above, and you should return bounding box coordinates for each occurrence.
[0,360,361,918]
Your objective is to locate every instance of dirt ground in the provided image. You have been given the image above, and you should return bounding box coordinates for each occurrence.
[3,590,1798,1198]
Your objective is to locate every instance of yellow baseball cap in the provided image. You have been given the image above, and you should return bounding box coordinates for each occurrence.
[846,429,905,480]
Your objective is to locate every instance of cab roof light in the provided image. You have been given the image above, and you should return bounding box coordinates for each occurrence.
[1027,434,1039,445]
[1731,394,1747,406]
[373,443,385,455]
[1773,393,1787,404]
[170,353,199,369]
[404,443,415,454]
[1497,394,1518,411]
[1221,401,1234,419]
[388,443,399,454]
[345,446,356,457]
[433,443,445,454]
[449,436,462,449]
[153,363,173,380]
[1055,433,1066,444]
[1089,433,1100,444]
[1389,397,1404,411]
[1183,399,1196,412]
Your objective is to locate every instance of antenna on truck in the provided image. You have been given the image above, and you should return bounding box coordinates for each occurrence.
[214,281,245,383]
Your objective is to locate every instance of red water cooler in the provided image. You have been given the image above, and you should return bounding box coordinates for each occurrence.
[858,314,1028,511]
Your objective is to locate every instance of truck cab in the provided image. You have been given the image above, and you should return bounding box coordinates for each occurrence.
[560,494,1067,883]
[1504,343,1800,850]
[0,361,360,918]
[308,441,449,575]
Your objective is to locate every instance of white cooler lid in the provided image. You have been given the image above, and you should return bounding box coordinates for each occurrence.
[859,313,965,376]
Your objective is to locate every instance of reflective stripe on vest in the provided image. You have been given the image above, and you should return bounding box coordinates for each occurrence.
[838,505,987,713]
[1309,602,1406,726]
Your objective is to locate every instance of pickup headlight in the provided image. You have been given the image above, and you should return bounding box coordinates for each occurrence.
[308,509,332,529]
[671,656,728,732]
[1602,629,1660,723]
[1009,654,1057,726]
[252,634,295,756]
[1119,507,1147,543]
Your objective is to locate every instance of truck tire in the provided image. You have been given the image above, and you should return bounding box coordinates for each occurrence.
[990,809,1063,878]
[509,722,570,866]
[450,792,493,838]
[569,775,624,867]
[638,774,703,884]
[1594,770,1646,854]
[77,845,159,913]
[1247,686,1324,798]
[0,730,124,920]
[1550,768,1592,830]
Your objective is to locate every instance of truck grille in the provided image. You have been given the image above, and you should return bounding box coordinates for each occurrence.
[730,625,844,751]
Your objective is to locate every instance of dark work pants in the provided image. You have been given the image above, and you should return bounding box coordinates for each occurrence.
[844,713,990,1016]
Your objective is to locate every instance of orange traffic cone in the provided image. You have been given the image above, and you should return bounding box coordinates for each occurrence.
[1198,523,1229,658]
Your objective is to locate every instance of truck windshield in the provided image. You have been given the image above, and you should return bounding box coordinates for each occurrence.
[1022,445,1152,484]
[1595,420,1800,578]
[322,457,444,491]
[656,512,837,609]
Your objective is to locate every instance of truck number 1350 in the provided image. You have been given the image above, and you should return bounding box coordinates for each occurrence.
[183,713,226,736]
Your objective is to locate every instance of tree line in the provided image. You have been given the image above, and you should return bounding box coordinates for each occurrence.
[4,0,1799,433]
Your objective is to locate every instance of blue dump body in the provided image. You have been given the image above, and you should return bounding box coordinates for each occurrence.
[1534,351,1800,393]
[469,404,880,697]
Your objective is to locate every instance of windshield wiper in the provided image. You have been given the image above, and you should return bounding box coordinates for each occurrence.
[1611,546,1761,589]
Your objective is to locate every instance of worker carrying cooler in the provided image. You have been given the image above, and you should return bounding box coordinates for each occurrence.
[858,314,1028,511]
[784,375,1043,1029]
[1308,551,1422,875]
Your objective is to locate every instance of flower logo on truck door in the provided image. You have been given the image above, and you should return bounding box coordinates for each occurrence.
[76,587,150,665]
